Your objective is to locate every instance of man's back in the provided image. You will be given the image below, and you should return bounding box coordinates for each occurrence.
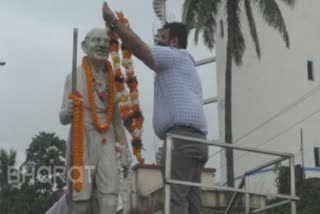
[150,45,208,140]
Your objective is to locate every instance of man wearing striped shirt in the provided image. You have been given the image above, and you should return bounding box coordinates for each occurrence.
[103,3,208,214]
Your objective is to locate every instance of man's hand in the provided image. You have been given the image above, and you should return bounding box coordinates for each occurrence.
[101,1,158,72]
[102,2,116,23]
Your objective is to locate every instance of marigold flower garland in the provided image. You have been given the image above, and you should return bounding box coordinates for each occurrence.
[69,93,84,192]
[107,12,144,164]
[82,56,115,133]
[69,57,115,192]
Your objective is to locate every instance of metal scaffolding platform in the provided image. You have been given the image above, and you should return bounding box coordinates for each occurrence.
[163,133,299,214]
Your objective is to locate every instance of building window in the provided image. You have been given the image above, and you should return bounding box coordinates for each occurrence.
[220,20,224,38]
[314,147,320,167]
[307,60,314,81]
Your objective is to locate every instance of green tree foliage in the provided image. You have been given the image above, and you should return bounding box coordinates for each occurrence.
[0,132,67,214]
[0,149,18,214]
[297,178,320,214]
[267,178,320,214]
[24,131,67,195]
[9,183,49,214]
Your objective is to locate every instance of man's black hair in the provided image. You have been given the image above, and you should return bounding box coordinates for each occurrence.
[163,22,189,49]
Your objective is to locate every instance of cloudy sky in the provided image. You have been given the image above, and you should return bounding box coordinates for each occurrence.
[0,0,218,169]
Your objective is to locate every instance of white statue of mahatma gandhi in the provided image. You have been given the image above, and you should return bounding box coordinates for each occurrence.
[46,27,130,214]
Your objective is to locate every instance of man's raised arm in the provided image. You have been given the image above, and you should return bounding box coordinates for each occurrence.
[102,2,158,72]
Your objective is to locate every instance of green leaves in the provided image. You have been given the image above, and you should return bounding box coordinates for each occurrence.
[182,0,293,63]
[244,0,261,58]
[0,149,18,214]
[0,132,67,214]
[182,0,220,50]
[281,0,296,7]
[226,0,291,64]
[253,0,290,48]
[24,132,67,194]
[267,178,320,214]
[0,149,17,186]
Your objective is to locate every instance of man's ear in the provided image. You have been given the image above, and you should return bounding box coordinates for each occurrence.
[171,37,179,48]
[81,40,88,54]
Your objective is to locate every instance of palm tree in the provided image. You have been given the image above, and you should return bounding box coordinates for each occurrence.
[0,148,17,213]
[182,0,294,187]
[182,0,217,51]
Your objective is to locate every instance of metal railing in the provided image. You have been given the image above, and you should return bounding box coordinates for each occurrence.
[164,133,299,214]
[195,56,218,106]
[203,97,218,105]
[195,57,216,66]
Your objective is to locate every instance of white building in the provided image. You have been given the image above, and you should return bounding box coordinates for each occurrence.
[216,0,320,192]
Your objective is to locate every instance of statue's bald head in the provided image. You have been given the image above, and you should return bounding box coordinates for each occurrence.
[82,28,110,64]
[84,28,109,42]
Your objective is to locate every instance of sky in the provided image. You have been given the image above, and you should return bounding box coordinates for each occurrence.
[0,0,219,170]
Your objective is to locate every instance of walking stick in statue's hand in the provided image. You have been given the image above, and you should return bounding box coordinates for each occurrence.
[68,28,78,214]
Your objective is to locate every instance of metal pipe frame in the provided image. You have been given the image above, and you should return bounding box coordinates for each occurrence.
[223,156,288,214]
[164,137,173,214]
[203,97,218,105]
[166,179,298,201]
[244,175,250,214]
[245,156,288,176]
[68,28,78,214]
[251,200,291,213]
[195,57,216,66]
[164,134,299,214]
[167,133,292,157]
[290,155,297,214]
[223,176,246,214]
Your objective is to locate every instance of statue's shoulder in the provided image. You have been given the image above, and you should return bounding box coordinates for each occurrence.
[64,65,84,83]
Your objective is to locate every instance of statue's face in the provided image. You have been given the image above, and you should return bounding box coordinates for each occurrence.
[83,29,110,63]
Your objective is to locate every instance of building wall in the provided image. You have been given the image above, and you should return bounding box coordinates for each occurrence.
[216,0,320,192]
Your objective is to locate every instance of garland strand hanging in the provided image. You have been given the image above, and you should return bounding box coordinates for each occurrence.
[69,57,116,192]
[107,12,144,164]
[82,56,115,133]
[69,93,84,192]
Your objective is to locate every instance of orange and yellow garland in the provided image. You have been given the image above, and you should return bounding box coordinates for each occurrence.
[82,56,115,133]
[107,12,144,164]
[70,56,115,192]
[69,93,84,192]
